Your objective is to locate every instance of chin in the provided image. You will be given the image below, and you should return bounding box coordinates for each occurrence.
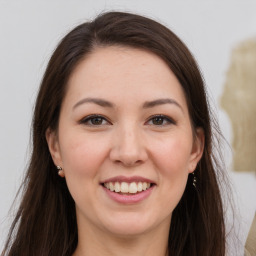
[100,212,165,237]
[105,223,151,237]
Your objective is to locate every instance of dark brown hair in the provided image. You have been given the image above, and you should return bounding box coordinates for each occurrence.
[2,11,226,255]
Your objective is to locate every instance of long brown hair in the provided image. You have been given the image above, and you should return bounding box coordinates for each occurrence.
[2,11,226,255]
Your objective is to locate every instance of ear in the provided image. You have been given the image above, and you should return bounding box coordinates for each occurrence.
[188,127,205,173]
[45,128,62,167]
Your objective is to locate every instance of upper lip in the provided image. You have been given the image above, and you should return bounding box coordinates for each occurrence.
[100,175,156,184]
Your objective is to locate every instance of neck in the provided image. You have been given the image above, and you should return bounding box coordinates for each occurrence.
[73,221,170,256]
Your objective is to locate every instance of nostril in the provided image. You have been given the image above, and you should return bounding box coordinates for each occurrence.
[114,159,144,167]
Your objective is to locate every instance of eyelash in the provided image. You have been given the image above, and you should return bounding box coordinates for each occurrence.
[146,114,176,126]
[79,114,176,127]
[79,114,111,126]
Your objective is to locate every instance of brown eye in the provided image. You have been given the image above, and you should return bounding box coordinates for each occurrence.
[80,115,110,126]
[90,117,104,125]
[147,115,175,126]
[152,116,165,125]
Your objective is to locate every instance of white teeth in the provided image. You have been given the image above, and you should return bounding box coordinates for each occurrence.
[121,182,129,193]
[109,182,114,191]
[129,182,137,193]
[114,182,120,192]
[137,182,143,192]
[104,181,151,193]
[142,182,147,191]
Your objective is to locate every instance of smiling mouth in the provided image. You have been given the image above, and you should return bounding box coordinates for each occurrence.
[102,181,154,194]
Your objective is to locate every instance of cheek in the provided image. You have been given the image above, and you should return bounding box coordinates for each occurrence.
[151,136,192,176]
[148,137,192,217]
[59,130,109,178]
[152,136,192,196]
[58,131,110,210]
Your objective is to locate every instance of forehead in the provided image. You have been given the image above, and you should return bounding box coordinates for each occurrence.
[64,46,188,110]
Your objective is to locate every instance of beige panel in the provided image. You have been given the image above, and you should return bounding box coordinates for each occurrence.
[244,213,256,256]
[220,39,256,172]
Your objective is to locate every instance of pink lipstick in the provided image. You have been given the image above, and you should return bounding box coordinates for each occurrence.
[100,176,156,204]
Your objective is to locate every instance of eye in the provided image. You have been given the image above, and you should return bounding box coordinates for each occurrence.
[80,115,111,126]
[146,115,175,126]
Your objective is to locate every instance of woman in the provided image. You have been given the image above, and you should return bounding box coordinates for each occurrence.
[2,11,226,256]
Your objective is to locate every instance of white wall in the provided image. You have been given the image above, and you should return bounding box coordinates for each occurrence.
[1,1,256,254]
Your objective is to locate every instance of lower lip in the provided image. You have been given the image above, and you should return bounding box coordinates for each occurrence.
[102,185,155,204]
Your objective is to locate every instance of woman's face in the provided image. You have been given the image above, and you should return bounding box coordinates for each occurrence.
[47,46,204,237]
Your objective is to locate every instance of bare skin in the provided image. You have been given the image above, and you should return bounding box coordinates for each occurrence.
[72,218,170,256]
[47,46,204,256]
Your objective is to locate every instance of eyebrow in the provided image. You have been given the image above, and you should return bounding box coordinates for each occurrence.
[73,97,115,110]
[73,97,183,112]
[143,98,183,111]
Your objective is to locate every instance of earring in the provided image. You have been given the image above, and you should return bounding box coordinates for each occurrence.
[56,166,65,177]
[192,172,197,188]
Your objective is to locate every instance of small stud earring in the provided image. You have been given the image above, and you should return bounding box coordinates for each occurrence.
[192,172,197,188]
[56,166,65,177]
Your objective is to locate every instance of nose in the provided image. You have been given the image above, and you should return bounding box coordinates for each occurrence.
[109,125,148,167]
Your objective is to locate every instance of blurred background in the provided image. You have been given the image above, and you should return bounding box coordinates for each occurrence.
[1,1,256,255]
